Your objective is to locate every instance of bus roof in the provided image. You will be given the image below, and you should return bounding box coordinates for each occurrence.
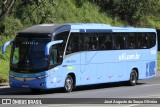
[18,23,156,36]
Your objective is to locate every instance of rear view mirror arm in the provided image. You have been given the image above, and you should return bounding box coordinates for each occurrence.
[45,40,63,56]
[2,40,14,54]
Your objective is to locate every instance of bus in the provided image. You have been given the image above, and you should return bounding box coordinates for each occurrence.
[2,23,157,92]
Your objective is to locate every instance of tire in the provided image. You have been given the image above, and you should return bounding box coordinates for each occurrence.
[129,70,137,86]
[64,75,74,92]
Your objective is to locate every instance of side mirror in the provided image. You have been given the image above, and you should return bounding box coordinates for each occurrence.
[2,40,13,54]
[45,40,63,56]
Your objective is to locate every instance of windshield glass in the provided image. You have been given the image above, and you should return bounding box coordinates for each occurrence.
[11,36,51,73]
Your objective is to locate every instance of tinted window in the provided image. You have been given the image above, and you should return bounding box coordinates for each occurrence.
[137,33,147,49]
[50,45,59,65]
[10,37,51,73]
[98,33,112,50]
[66,33,83,55]
[147,33,156,48]
[113,33,126,49]
[126,33,136,49]
[83,33,98,51]
[54,31,69,55]
[65,32,156,54]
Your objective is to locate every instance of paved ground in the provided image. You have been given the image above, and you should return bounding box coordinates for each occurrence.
[156,71,160,77]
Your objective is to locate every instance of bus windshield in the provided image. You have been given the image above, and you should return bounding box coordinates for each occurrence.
[10,37,51,73]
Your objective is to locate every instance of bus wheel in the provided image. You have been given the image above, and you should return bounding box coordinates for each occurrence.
[64,75,73,92]
[129,70,137,86]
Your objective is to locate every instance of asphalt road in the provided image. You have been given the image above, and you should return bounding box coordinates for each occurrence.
[0,73,160,107]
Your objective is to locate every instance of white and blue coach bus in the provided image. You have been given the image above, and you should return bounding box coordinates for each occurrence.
[2,23,157,92]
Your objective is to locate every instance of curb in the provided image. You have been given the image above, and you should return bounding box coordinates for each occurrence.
[0,86,9,89]
[0,83,9,87]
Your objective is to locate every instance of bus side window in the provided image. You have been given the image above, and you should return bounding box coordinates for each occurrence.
[99,33,112,50]
[66,33,82,55]
[113,33,126,50]
[147,33,156,48]
[89,34,98,51]
[82,33,98,51]
[127,33,136,49]
[54,31,69,59]
[83,33,91,51]
[137,33,147,49]
[50,46,58,65]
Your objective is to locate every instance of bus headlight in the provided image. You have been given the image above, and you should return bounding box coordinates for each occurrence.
[36,74,50,79]
[36,71,55,79]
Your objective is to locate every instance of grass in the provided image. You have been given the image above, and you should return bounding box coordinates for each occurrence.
[0,36,14,82]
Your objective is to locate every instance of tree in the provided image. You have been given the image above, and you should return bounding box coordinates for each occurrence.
[0,0,16,21]
[91,0,160,25]
[0,0,49,22]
